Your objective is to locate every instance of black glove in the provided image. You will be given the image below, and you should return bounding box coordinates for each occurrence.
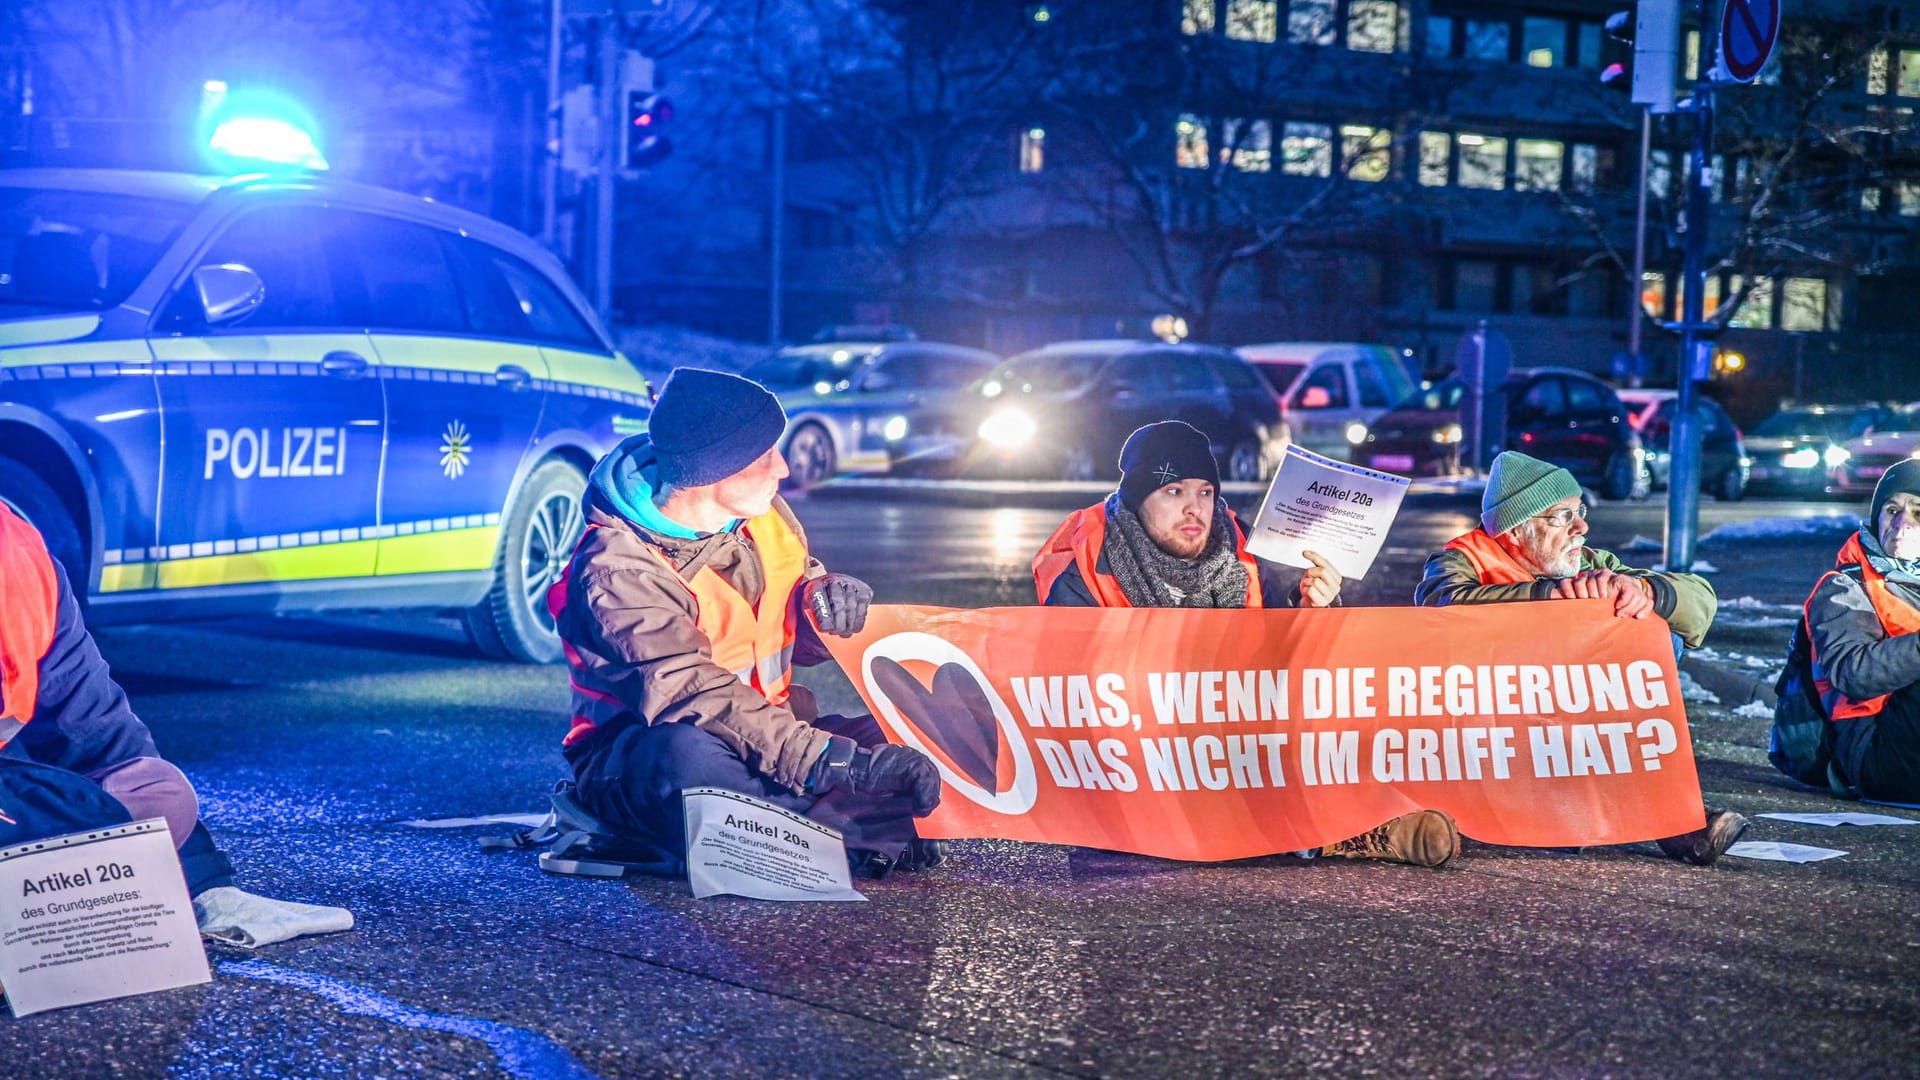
[804,573,873,637]
[809,736,942,817]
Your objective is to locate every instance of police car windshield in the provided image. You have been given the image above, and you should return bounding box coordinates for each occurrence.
[0,189,196,314]
[747,348,879,390]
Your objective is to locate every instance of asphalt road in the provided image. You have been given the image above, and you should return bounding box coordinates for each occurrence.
[5,485,1917,1079]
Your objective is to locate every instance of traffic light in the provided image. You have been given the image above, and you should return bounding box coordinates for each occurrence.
[622,91,673,170]
[1601,1,1679,114]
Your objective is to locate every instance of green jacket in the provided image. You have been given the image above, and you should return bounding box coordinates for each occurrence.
[1415,543,1717,648]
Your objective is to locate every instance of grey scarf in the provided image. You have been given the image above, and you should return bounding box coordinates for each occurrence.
[1101,494,1249,608]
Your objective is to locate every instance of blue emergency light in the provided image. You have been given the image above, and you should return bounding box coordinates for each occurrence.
[198,85,329,173]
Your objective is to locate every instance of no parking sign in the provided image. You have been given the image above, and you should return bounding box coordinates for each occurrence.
[1718,0,1782,83]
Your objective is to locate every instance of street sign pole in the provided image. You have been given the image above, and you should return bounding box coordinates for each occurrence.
[594,6,619,325]
[1664,74,1712,573]
[1627,106,1651,388]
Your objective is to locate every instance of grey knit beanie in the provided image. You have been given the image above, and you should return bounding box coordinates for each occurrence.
[1870,458,1920,531]
[1481,451,1583,536]
[649,367,789,488]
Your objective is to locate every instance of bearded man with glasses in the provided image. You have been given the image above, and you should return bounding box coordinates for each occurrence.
[1414,450,1747,865]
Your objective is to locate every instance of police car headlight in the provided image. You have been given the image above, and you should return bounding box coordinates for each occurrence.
[978,409,1036,448]
[1824,445,1852,469]
[1346,422,1369,445]
[1782,448,1820,469]
[883,415,908,441]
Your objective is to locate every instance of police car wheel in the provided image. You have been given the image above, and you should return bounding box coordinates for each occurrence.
[0,456,86,589]
[467,459,586,663]
[785,423,836,490]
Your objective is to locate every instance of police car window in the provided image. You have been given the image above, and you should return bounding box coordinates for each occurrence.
[1108,355,1172,393]
[444,235,530,338]
[335,214,466,334]
[482,249,604,351]
[1354,361,1393,408]
[922,354,995,388]
[192,206,344,329]
[1211,356,1263,392]
[1299,363,1350,408]
[0,189,194,313]
[1163,356,1220,393]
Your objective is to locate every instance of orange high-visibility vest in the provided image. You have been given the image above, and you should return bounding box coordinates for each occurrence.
[1032,502,1263,608]
[644,509,809,705]
[1810,532,1920,720]
[0,501,61,750]
[1443,528,1542,585]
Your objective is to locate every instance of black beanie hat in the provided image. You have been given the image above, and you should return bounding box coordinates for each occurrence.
[649,367,789,488]
[1870,458,1920,531]
[1117,421,1220,512]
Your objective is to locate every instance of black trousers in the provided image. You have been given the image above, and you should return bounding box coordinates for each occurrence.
[0,757,235,895]
[569,713,919,857]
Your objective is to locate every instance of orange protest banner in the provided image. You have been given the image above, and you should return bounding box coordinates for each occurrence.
[821,601,1705,861]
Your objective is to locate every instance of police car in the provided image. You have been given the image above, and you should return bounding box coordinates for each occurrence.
[0,168,652,662]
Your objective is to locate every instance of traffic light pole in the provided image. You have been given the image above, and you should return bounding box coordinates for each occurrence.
[1663,76,1714,573]
[593,8,619,325]
[1627,107,1650,388]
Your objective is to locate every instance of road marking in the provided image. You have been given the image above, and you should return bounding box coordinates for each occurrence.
[221,960,599,1080]
[398,812,549,829]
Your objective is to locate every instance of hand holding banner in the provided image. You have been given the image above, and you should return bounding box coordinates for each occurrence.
[822,602,1704,861]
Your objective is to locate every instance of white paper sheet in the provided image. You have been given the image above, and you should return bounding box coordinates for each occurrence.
[1756,811,1920,827]
[0,819,211,1017]
[1244,445,1411,581]
[1723,840,1848,863]
[683,788,866,902]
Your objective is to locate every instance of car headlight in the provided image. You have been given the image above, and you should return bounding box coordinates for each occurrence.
[1431,422,1462,445]
[980,379,1003,398]
[1824,445,1852,468]
[1782,448,1820,469]
[978,409,1036,448]
[882,415,908,442]
[1346,422,1369,445]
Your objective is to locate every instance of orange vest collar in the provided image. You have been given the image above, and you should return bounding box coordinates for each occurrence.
[1814,533,1920,720]
[0,502,61,743]
[645,509,809,705]
[1444,529,1542,585]
[1032,502,1263,608]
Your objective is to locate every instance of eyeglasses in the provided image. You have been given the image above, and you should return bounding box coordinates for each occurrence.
[1532,502,1589,529]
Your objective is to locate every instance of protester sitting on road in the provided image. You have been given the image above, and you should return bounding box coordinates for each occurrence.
[1415,449,1748,865]
[551,367,946,878]
[0,501,352,949]
[1032,420,1461,869]
[1770,460,1920,803]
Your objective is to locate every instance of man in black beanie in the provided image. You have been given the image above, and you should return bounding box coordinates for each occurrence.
[1031,421,1459,868]
[1771,458,1920,802]
[550,367,946,876]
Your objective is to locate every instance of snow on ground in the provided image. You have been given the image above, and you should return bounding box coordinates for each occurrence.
[1701,514,1859,545]
[1734,700,1775,719]
[1621,535,1663,553]
[1679,670,1720,704]
[613,325,772,386]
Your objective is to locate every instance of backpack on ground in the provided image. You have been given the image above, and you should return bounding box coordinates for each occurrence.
[480,780,682,878]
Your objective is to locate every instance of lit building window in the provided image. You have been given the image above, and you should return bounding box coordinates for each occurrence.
[1862,187,1883,212]
[1728,275,1774,329]
[1780,278,1827,331]
[1289,0,1336,45]
[1464,20,1508,61]
[1899,179,1920,216]
[1641,272,1667,319]
[1901,51,1920,97]
[1456,133,1507,190]
[1183,0,1216,35]
[1347,0,1397,53]
[1685,30,1701,80]
[1226,0,1278,42]
[1647,150,1673,201]
[1282,121,1333,176]
[1341,124,1390,181]
[1020,128,1046,174]
[1522,17,1563,67]
[1224,118,1273,172]
[1176,115,1210,169]
[1425,15,1454,58]
[1571,143,1599,194]
[1868,48,1890,95]
[1515,138,1563,192]
[1418,131,1450,186]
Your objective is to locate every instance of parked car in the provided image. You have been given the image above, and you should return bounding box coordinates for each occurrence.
[0,168,653,663]
[1744,404,1894,497]
[965,340,1289,481]
[1236,341,1417,461]
[1617,389,1750,500]
[1828,405,1920,495]
[1352,367,1650,500]
[743,340,1000,487]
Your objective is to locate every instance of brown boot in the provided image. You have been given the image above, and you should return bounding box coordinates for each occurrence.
[1321,810,1461,868]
